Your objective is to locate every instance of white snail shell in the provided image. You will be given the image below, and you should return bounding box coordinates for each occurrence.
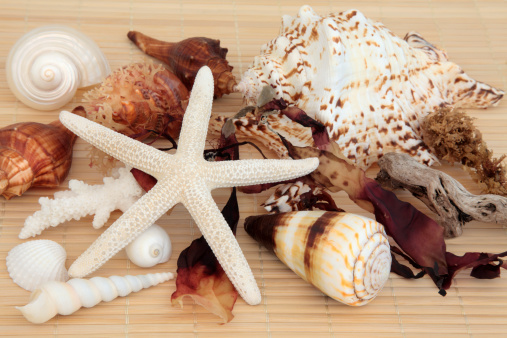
[125,224,172,268]
[6,240,69,291]
[6,25,110,111]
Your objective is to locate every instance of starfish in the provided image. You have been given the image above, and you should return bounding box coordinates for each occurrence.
[59,66,319,306]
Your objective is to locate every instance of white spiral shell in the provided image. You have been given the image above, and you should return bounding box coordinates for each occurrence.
[6,25,110,111]
[125,224,172,268]
[244,211,391,306]
[6,240,68,291]
[16,272,174,324]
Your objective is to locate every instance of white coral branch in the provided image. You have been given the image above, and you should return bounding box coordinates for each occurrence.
[19,167,143,239]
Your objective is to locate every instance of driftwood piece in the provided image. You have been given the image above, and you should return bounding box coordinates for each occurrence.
[376,152,507,238]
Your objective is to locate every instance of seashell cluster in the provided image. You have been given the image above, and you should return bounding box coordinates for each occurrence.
[6,25,110,111]
[236,5,504,169]
[20,167,143,239]
[0,108,81,200]
[245,211,391,306]
[17,272,174,324]
[128,32,236,98]
[125,224,172,268]
[7,240,68,291]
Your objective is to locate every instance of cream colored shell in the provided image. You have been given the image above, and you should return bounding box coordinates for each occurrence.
[245,211,391,306]
[16,272,174,324]
[6,25,110,111]
[237,5,504,169]
[125,224,172,268]
[6,240,68,291]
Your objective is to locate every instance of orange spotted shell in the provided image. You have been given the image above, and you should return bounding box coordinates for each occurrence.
[127,32,236,98]
[0,108,81,199]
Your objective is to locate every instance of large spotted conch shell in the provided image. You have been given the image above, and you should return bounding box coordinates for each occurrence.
[127,32,236,98]
[6,25,110,110]
[244,211,391,306]
[16,272,174,324]
[236,5,504,169]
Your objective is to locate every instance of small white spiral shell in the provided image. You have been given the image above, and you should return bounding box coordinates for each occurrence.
[6,240,69,291]
[16,272,174,324]
[125,224,172,268]
[6,25,110,111]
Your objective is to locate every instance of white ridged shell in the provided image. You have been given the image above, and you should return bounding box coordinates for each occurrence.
[6,25,110,111]
[125,224,172,268]
[16,272,174,324]
[6,240,68,291]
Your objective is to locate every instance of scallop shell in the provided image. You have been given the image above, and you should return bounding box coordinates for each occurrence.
[244,211,391,306]
[236,5,504,169]
[6,25,110,111]
[6,240,68,291]
[125,224,172,268]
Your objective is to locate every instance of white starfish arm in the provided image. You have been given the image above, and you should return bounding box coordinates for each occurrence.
[59,111,170,177]
[68,178,179,278]
[205,157,320,189]
[176,66,214,158]
[182,184,261,306]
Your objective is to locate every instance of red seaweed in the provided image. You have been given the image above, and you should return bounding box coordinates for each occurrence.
[171,188,239,323]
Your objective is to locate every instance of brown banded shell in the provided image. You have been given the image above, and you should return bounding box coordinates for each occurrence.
[127,32,236,98]
[0,107,81,199]
[244,211,391,306]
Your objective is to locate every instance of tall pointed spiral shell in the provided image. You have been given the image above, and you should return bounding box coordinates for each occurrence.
[244,211,391,306]
[6,25,110,110]
[6,240,68,291]
[16,272,174,324]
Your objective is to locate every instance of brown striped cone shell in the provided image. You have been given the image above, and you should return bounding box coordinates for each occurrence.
[0,108,80,199]
[127,32,236,98]
[236,5,504,169]
[244,211,391,306]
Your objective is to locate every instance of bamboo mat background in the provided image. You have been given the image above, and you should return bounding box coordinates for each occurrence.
[1,0,506,337]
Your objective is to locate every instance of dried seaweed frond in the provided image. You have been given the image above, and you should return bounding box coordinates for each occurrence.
[421,107,507,195]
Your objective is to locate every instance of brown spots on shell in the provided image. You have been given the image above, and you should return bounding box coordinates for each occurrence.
[332,36,341,44]
[336,98,343,108]
[320,104,328,111]
[346,10,357,20]
[369,105,374,112]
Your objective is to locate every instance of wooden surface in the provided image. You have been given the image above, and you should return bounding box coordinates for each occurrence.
[1,0,506,337]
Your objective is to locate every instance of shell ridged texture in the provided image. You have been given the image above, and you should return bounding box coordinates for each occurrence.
[7,240,68,291]
[16,272,174,324]
[6,25,110,111]
[237,5,504,169]
[245,211,391,306]
[128,32,236,98]
[0,115,78,200]
[83,62,188,140]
